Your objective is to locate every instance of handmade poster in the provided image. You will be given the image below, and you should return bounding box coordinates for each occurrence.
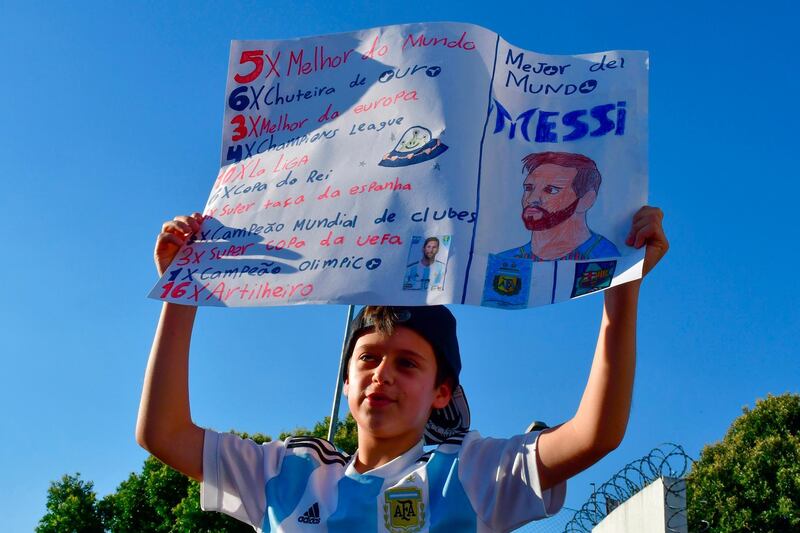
[149,22,648,308]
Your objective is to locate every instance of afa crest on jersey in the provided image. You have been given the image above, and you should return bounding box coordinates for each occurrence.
[383,486,426,532]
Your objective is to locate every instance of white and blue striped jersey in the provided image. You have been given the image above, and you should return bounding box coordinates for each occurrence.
[201,429,565,532]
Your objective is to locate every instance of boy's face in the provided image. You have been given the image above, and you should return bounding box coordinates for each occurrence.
[344,326,452,442]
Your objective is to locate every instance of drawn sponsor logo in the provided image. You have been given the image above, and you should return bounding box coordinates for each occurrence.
[571,260,616,298]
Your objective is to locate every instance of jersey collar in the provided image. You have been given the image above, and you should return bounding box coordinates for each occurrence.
[344,439,425,480]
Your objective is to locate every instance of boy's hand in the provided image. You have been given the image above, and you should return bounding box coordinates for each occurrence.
[625,206,668,276]
[155,213,204,277]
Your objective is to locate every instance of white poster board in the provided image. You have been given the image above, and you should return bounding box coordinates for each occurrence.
[150,22,648,308]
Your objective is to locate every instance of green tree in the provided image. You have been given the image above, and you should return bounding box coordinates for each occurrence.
[100,433,271,532]
[99,456,189,532]
[40,417,355,531]
[37,473,104,533]
[687,393,800,532]
[280,414,358,455]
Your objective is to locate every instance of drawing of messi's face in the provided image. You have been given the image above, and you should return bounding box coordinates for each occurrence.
[521,164,581,231]
[397,127,432,153]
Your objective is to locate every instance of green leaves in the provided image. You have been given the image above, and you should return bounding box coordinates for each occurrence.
[37,473,104,533]
[279,414,358,455]
[687,393,800,532]
[97,456,253,533]
[38,414,357,531]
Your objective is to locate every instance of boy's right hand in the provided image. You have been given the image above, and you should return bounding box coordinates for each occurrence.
[140,213,206,481]
[155,213,204,277]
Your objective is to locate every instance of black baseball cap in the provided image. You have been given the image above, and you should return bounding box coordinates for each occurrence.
[343,305,470,445]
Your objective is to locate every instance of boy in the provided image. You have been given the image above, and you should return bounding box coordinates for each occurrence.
[137,206,668,532]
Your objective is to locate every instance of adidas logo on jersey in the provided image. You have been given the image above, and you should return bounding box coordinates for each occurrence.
[298,502,321,524]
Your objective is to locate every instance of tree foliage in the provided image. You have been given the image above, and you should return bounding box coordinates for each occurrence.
[280,414,358,455]
[39,415,357,531]
[37,473,104,533]
[687,393,800,532]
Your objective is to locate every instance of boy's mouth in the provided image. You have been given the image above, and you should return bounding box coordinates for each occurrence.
[366,392,395,407]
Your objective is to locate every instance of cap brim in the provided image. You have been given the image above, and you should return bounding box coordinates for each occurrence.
[424,385,470,445]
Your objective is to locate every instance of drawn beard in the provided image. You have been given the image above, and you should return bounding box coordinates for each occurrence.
[522,198,580,231]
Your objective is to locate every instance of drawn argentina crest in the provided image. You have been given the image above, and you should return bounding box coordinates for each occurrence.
[383,482,426,533]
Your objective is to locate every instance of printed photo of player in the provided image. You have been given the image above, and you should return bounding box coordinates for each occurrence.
[403,235,449,291]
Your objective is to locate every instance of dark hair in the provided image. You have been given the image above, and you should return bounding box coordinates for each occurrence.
[521,151,602,198]
[423,236,440,248]
[351,306,454,388]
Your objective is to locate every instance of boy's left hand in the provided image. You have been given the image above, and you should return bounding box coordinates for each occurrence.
[625,206,669,276]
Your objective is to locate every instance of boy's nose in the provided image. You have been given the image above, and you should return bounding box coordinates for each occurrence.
[372,359,395,384]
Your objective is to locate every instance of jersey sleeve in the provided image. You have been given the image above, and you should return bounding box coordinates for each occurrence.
[201,429,286,527]
[458,431,567,531]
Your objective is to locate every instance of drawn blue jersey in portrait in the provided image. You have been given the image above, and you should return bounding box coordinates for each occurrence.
[498,232,620,261]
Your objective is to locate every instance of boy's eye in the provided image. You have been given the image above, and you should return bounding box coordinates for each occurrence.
[399,358,418,369]
[358,354,377,362]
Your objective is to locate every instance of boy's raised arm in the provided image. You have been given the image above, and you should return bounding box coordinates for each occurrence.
[536,206,669,491]
[136,213,206,481]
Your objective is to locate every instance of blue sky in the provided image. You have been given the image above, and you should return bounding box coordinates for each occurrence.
[1,0,798,530]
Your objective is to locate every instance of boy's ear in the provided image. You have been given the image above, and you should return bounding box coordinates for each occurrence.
[343,375,349,396]
[431,379,453,410]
